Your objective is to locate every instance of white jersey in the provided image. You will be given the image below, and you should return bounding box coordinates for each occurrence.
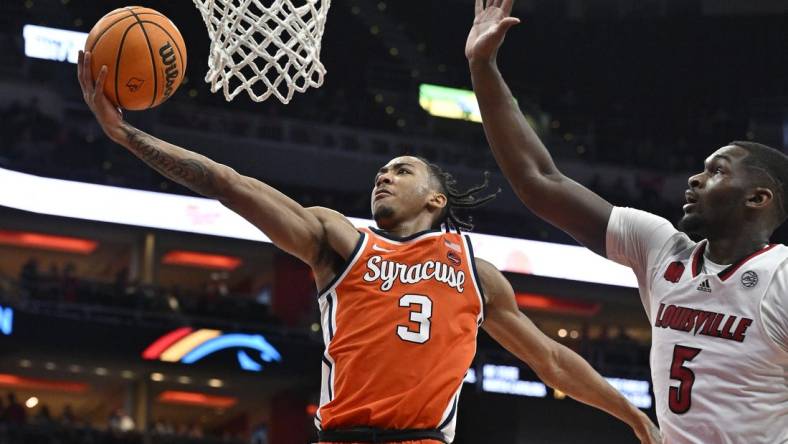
[607,207,788,444]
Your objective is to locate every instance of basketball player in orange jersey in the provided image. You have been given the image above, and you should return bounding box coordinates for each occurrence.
[77,51,660,443]
[468,0,788,442]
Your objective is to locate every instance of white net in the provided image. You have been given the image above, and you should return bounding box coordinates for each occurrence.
[192,0,331,104]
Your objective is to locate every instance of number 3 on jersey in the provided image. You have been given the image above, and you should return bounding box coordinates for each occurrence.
[397,294,432,344]
[668,344,702,414]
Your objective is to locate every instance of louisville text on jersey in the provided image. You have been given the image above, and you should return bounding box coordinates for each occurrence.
[363,255,466,292]
[654,303,753,343]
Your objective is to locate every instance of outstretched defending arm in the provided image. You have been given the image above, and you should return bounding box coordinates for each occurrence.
[466,0,612,255]
[77,50,357,267]
[477,259,661,444]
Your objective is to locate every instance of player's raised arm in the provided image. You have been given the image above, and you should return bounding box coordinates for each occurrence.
[476,259,662,444]
[466,0,612,255]
[77,50,355,267]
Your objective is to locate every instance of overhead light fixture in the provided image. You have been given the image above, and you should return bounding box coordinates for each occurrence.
[162,250,241,270]
[151,372,165,382]
[157,390,237,408]
[0,374,88,392]
[25,397,39,408]
[207,378,223,388]
[0,230,97,254]
[515,293,601,317]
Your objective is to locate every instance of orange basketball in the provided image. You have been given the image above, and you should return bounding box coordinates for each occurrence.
[85,6,187,111]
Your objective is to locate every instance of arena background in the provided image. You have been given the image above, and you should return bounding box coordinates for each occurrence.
[0,0,786,443]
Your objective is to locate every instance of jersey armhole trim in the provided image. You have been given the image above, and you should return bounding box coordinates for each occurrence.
[756,264,788,355]
[317,231,367,298]
[463,234,485,325]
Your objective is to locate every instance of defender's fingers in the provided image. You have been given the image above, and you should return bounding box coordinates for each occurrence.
[502,0,514,15]
[492,17,519,39]
[500,17,520,28]
[475,0,482,15]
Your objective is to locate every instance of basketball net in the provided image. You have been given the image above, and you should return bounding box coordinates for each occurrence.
[192,0,330,104]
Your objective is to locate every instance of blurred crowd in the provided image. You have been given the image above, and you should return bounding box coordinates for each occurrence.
[13,258,278,326]
[0,393,247,444]
[0,98,681,242]
[7,256,652,377]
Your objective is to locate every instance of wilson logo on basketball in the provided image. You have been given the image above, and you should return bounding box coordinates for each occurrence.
[159,42,179,100]
[126,77,144,92]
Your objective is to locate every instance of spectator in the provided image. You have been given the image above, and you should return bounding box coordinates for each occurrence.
[152,418,175,435]
[108,408,135,433]
[250,424,269,444]
[61,262,78,303]
[2,392,26,425]
[33,404,54,426]
[19,258,39,297]
[60,404,77,426]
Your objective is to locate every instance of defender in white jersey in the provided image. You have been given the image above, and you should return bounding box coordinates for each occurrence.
[608,209,788,443]
[467,1,788,442]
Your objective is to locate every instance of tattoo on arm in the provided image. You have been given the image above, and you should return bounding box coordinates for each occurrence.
[120,123,222,198]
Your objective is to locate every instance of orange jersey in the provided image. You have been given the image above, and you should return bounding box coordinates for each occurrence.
[315,228,484,443]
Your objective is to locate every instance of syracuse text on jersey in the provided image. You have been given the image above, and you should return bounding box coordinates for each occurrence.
[653,303,753,343]
[362,255,466,292]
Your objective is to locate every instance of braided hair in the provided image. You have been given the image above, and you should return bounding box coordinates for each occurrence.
[415,156,500,231]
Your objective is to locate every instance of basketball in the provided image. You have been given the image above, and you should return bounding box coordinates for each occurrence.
[85,6,187,111]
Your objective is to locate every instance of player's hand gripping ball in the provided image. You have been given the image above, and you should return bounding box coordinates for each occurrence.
[85,6,187,110]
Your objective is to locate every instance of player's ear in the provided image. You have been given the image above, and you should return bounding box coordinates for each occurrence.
[746,187,773,210]
[428,192,447,212]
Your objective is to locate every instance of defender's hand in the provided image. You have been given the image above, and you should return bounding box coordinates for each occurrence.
[77,50,124,141]
[465,0,520,65]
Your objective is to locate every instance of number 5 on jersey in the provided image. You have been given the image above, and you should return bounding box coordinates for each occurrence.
[397,294,432,344]
[669,344,702,414]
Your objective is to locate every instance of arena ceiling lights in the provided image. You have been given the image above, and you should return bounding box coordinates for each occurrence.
[157,390,237,408]
[0,373,88,393]
[0,229,98,254]
[0,167,637,287]
[515,292,601,317]
[162,250,242,270]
